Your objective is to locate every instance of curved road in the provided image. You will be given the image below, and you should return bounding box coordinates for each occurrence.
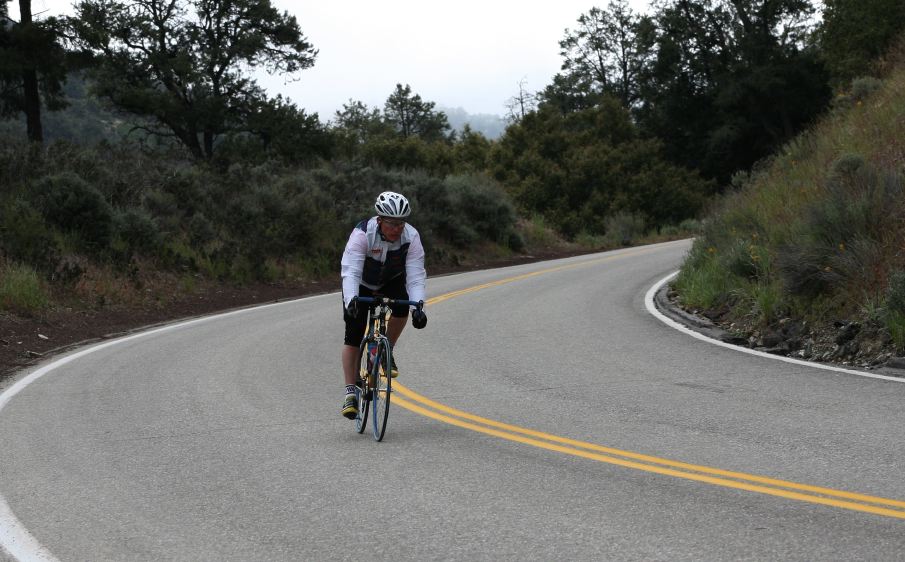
[2,239,905,560]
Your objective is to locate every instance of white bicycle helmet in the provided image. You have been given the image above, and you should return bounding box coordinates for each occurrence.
[374,191,411,218]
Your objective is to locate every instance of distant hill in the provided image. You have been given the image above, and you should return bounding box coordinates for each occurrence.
[439,106,507,140]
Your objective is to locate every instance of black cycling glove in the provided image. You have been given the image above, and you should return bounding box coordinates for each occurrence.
[411,304,427,329]
[346,297,359,318]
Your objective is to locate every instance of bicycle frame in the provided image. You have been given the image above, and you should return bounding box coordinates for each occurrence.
[353,295,422,441]
[362,304,390,385]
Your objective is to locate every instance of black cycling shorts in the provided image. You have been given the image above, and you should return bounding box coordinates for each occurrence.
[343,276,410,346]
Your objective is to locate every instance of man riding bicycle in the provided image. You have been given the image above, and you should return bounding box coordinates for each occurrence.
[340,191,427,419]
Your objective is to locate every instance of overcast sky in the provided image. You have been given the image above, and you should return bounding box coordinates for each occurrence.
[13,0,652,121]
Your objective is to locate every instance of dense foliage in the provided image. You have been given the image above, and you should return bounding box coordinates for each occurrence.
[674,38,905,350]
[0,140,523,286]
[490,98,713,237]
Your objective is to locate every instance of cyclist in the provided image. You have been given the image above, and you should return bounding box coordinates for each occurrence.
[340,191,428,419]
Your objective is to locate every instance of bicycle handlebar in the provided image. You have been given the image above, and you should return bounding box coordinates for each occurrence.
[352,296,424,310]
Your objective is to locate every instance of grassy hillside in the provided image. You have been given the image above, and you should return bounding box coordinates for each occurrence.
[673,38,905,365]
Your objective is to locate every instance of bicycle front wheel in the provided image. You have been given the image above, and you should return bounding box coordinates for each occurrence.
[354,344,370,434]
[371,338,392,441]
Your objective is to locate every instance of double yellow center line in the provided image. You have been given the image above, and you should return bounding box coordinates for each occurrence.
[392,249,905,520]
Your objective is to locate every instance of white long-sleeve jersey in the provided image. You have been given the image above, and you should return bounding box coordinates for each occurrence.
[340,217,426,307]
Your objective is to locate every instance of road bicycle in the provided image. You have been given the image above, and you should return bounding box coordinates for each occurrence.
[352,295,424,441]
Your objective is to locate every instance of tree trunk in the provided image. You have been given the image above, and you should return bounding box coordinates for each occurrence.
[203,130,214,159]
[185,131,204,160]
[19,0,43,144]
[22,70,42,143]
[172,124,204,160]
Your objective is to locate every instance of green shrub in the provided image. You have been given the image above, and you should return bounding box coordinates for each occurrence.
[674,254,734,310]
[850,77,884,102]
[887,312,905,351]
[507,231,525,252]
[520,215,557,247]
[443,174,519,247]
[188,213,216,246]
[733,279,784,327]
[832,77,885,110]
[575,232,607,248]
[0,199,59,269]
[603,212,646,247]
[777,156,903,297]
[722,238,759,280]
[0,262,49,315]
[678,218,702,234]
[114,208,160,254]
[659,225,679,237]
[886,270,905,315]
[35,172,113,251]
[360,137,454,176]
[144,188,183,235]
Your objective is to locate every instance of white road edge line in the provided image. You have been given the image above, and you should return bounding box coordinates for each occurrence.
[646,271,905,383]
[0,292,333,562]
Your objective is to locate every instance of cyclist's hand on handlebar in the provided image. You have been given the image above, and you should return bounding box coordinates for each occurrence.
[411,302,427,329]
[346,297,359,318]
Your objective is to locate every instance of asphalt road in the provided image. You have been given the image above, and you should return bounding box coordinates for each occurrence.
[2,238,905,561]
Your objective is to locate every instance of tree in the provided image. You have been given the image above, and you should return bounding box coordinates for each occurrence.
[452,125,491,172]
[504,78,537,123]
[243,95,332,164]
[558,0,646,108]
[332,99,392,141]
[536,71,602,114]
[634,0,830,183]
[819,0,905,85]
[70,0,317,159]
[383,84,452,143]
[329,99,397,160]
[0,0,68,143]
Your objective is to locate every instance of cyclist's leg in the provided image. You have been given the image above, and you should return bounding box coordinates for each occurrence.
[341,286,372,417]
[341,346,358,386]
[380,276,410,347]
[386,316,406,346]
[378,277,409,377]
[341,285,374,382]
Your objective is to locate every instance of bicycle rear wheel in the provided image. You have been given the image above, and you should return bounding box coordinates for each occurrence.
[354,344,370,434]
[371,338,392,441]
